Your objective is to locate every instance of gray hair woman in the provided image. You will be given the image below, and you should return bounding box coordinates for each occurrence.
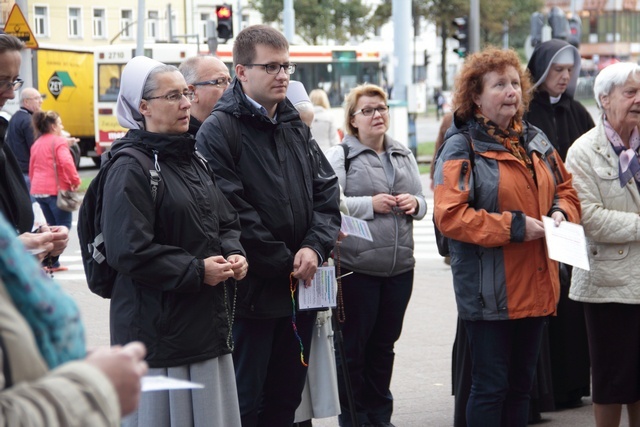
[104,56,248,427]
[565,62,640,427]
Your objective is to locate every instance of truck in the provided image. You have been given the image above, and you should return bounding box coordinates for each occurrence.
[34,46,98,165]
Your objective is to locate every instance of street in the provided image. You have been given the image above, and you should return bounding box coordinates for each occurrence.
[56,158,602,426]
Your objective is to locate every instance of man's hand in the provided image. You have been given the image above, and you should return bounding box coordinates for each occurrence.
[292,247,319,284]
[203,255,234,286]
[228,254,248,281]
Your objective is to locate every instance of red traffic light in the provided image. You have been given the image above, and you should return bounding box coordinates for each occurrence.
[216,6,232,19]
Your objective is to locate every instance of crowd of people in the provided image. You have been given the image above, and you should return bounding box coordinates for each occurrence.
[0,21,639,427]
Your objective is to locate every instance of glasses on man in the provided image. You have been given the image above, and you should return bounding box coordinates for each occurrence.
[352,105,389,117]
[193,78,232,88]
[144,90,195,102]
[0,78,24,92]
[243,63,296,75]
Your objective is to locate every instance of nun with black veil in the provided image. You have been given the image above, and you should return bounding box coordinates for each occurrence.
[102,55,248,427]
[525,39,594,410]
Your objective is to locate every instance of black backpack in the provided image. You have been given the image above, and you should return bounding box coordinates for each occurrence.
[432,133,474,257]
[78,148,163,298]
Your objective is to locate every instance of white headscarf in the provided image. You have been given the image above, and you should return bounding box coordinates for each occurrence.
[116,56,164,130]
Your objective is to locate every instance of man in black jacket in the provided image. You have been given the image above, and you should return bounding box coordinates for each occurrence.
[196,25,341,427]
[6,87,43,190]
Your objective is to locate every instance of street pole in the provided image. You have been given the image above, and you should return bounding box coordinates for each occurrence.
[283,0,295,43]
[15,0,33,89]
[392,0,416,155]
[136,0,145,57]
[469,0,480,53]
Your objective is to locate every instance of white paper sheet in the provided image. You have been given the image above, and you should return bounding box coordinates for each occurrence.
[297,266,336,310]
[141,376,204,392]
[542,216,590,271]
[340,213,373,241]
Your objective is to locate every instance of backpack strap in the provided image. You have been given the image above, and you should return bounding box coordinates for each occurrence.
[112,147,163,203]
[89,148,163,265]
[341,143,350,172]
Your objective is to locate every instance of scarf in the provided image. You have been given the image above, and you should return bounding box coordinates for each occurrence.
[604,117,640,190]
[0,214,86,368]
[474,109,535,178]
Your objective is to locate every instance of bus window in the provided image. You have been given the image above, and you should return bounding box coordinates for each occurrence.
[98,64,123,102]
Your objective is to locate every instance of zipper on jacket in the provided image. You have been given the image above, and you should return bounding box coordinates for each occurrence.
[459,161,469,191]
[476,251,485,308]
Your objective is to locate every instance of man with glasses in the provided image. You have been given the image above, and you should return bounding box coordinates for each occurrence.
[179,55,231,136]
[6,87,44,190]
[196,25,341,427]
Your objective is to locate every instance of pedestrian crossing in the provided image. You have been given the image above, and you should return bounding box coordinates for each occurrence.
[52,198,444,283]
[413,196,445,260]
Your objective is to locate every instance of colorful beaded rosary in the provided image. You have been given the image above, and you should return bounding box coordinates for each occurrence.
[289,272,308,367]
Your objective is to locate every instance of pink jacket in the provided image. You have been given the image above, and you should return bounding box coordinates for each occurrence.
[29,133,80,195]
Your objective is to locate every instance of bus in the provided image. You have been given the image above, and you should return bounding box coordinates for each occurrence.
[93,43,382,156]
[215,44,383,107]
[93,43,198,157]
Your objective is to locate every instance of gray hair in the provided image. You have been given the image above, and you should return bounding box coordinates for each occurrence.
[142,64,179,99]
[594,62,640,109]
[178,56,202,85]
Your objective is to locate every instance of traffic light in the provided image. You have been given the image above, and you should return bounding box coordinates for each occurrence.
[451,16,469,58]
[216,4,233,42]
[530,12,545,47]
[567,16,582,48]
[548,6,569,40]
[424,50,430,67]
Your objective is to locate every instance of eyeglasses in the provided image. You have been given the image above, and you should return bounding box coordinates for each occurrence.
[144,90,195,102]
[243,63,296,75]
[352,105,389,117]
[193,77,232,88]
[0,78,23,92]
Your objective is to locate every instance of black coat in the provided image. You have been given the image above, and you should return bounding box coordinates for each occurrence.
[525,92,594,161]
[6,107,35,174]
[0,117,33,234]
[196,79,341,319]
[103,130,244,368]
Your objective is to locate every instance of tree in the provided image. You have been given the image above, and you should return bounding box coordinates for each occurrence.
[248,0,372,45]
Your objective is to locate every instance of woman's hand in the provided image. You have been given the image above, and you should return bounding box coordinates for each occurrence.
[524,216,545,241]
[43,225,70,257]
[85,341,148,417]
[18,231,54,261]
[227,254,248,281]
[395,193,418,215]
[372,193,397,214]
[550,210,566,226]
[203,255,234,286]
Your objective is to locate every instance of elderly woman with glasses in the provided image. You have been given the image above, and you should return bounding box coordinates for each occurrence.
[101,56,248,427]
[325,83,426,427]
[565,62,640,427]
[433,47,581,427]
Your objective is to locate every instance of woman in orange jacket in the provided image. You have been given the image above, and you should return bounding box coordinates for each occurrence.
[433,47,581,427]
